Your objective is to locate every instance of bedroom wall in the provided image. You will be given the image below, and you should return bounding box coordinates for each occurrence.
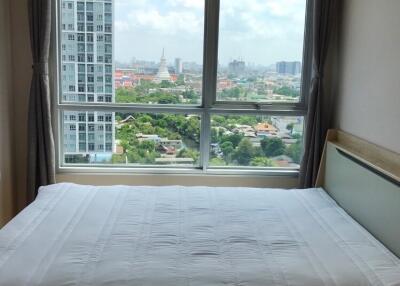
[0,0,15,226]
[334,0,400,154]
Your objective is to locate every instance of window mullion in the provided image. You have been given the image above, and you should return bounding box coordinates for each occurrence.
[201,0,220,171]
[202,0,220,108]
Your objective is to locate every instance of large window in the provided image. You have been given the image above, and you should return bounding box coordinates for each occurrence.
[57,0,311,173]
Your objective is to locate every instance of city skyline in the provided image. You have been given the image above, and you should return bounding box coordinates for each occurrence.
[115,48,302,71]
[116,54,302,69]
[115,0,306,65]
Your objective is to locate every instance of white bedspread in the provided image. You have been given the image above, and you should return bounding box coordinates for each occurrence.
[1,183,399,286]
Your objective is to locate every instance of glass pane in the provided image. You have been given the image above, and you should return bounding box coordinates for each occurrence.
[114,0,204,105]
[217,0,307,103]
[62,111,201,167]
[209,115,304,168]
[60,0,204,106]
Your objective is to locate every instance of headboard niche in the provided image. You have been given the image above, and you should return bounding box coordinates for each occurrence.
[316,130,400,258]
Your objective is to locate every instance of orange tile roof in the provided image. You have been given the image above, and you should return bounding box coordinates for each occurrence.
[255,123,278,132]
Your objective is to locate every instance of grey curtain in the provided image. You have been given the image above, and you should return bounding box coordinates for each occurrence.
[27,0,55,203]
[299,0,338,188]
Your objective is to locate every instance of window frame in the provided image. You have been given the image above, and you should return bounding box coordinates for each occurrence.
[52,0,314,176]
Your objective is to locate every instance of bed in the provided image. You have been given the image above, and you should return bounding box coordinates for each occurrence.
[0,130,399,286]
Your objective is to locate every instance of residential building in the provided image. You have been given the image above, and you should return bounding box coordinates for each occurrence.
[276,61,301,75]
[255,122,278,137]
[175,58,183,74]
[228,59,246,76]
[61,0,115,162]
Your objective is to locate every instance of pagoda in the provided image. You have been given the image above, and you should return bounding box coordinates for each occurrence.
[154,48,171,83]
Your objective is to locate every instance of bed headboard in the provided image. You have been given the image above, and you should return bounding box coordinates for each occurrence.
[316,130,400,258]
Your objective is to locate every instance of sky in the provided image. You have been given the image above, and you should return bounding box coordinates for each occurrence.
[115,0,307,66]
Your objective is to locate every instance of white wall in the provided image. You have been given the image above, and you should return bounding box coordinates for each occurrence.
[335,0,400,153]
[0,0,15,226]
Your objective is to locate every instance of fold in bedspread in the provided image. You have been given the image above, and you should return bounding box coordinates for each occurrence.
[0,183,399,286]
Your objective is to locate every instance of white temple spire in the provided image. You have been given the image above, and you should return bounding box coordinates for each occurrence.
[154,48,171,83]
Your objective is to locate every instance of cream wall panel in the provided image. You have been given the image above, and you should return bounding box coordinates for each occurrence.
[335,0,400,153]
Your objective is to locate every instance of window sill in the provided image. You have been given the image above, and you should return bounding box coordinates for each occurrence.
[56,169,299,189]
[57,166,299,177]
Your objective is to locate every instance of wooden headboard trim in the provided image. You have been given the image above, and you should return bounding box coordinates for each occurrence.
[316,129,400,187]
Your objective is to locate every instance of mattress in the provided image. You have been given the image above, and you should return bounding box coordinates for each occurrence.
[0,183,399,286]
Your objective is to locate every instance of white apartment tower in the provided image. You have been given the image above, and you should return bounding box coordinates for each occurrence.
[61,0,115,163]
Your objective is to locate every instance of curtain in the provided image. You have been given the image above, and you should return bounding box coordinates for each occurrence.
[299,0,339,188]
[27,0,55,203]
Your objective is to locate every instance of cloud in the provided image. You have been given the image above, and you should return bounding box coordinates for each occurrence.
[219,0,306,41]
[116,0,149,8]
[115,20,130,32]
[114,0,306,64]
[265,0,306,17]
[118,9,203,35]
[167,0,204,9]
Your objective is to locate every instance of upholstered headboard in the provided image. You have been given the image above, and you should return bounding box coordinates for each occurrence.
[316,130,400,258]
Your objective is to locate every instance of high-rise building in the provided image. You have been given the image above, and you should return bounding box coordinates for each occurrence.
[154,49,171,83]
[61,0,115,163]
[276,61,301,75]
[175,58,183,74]
[228,59,246,76]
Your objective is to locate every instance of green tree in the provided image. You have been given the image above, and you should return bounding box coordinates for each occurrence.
[177,148,200,163]
[182,89,196,100]
[250,157,275,167]
[210,157,226,166]
[220,87,242,99]
[220,141,234,159]
[273,86,299,98]
[292,133,302,140]
[143,151,158,164]
[212,115,227,126]
[112,154,126,164]
[157,94,179,104]
[126,150,141,163]
[138,141,156,152]
[237,116,258,126]
[233,138,254,165]
[160,80,174,88]
[138,123,155,135]
[136,80,158,93]
[285,140,302,164]
[220,133,243,148]
[211,128,219,143]
[176,75,185,86]
[116,88,139,103]
[183,117,201,142]
[261,137,286,157]
[138,114,153,124]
